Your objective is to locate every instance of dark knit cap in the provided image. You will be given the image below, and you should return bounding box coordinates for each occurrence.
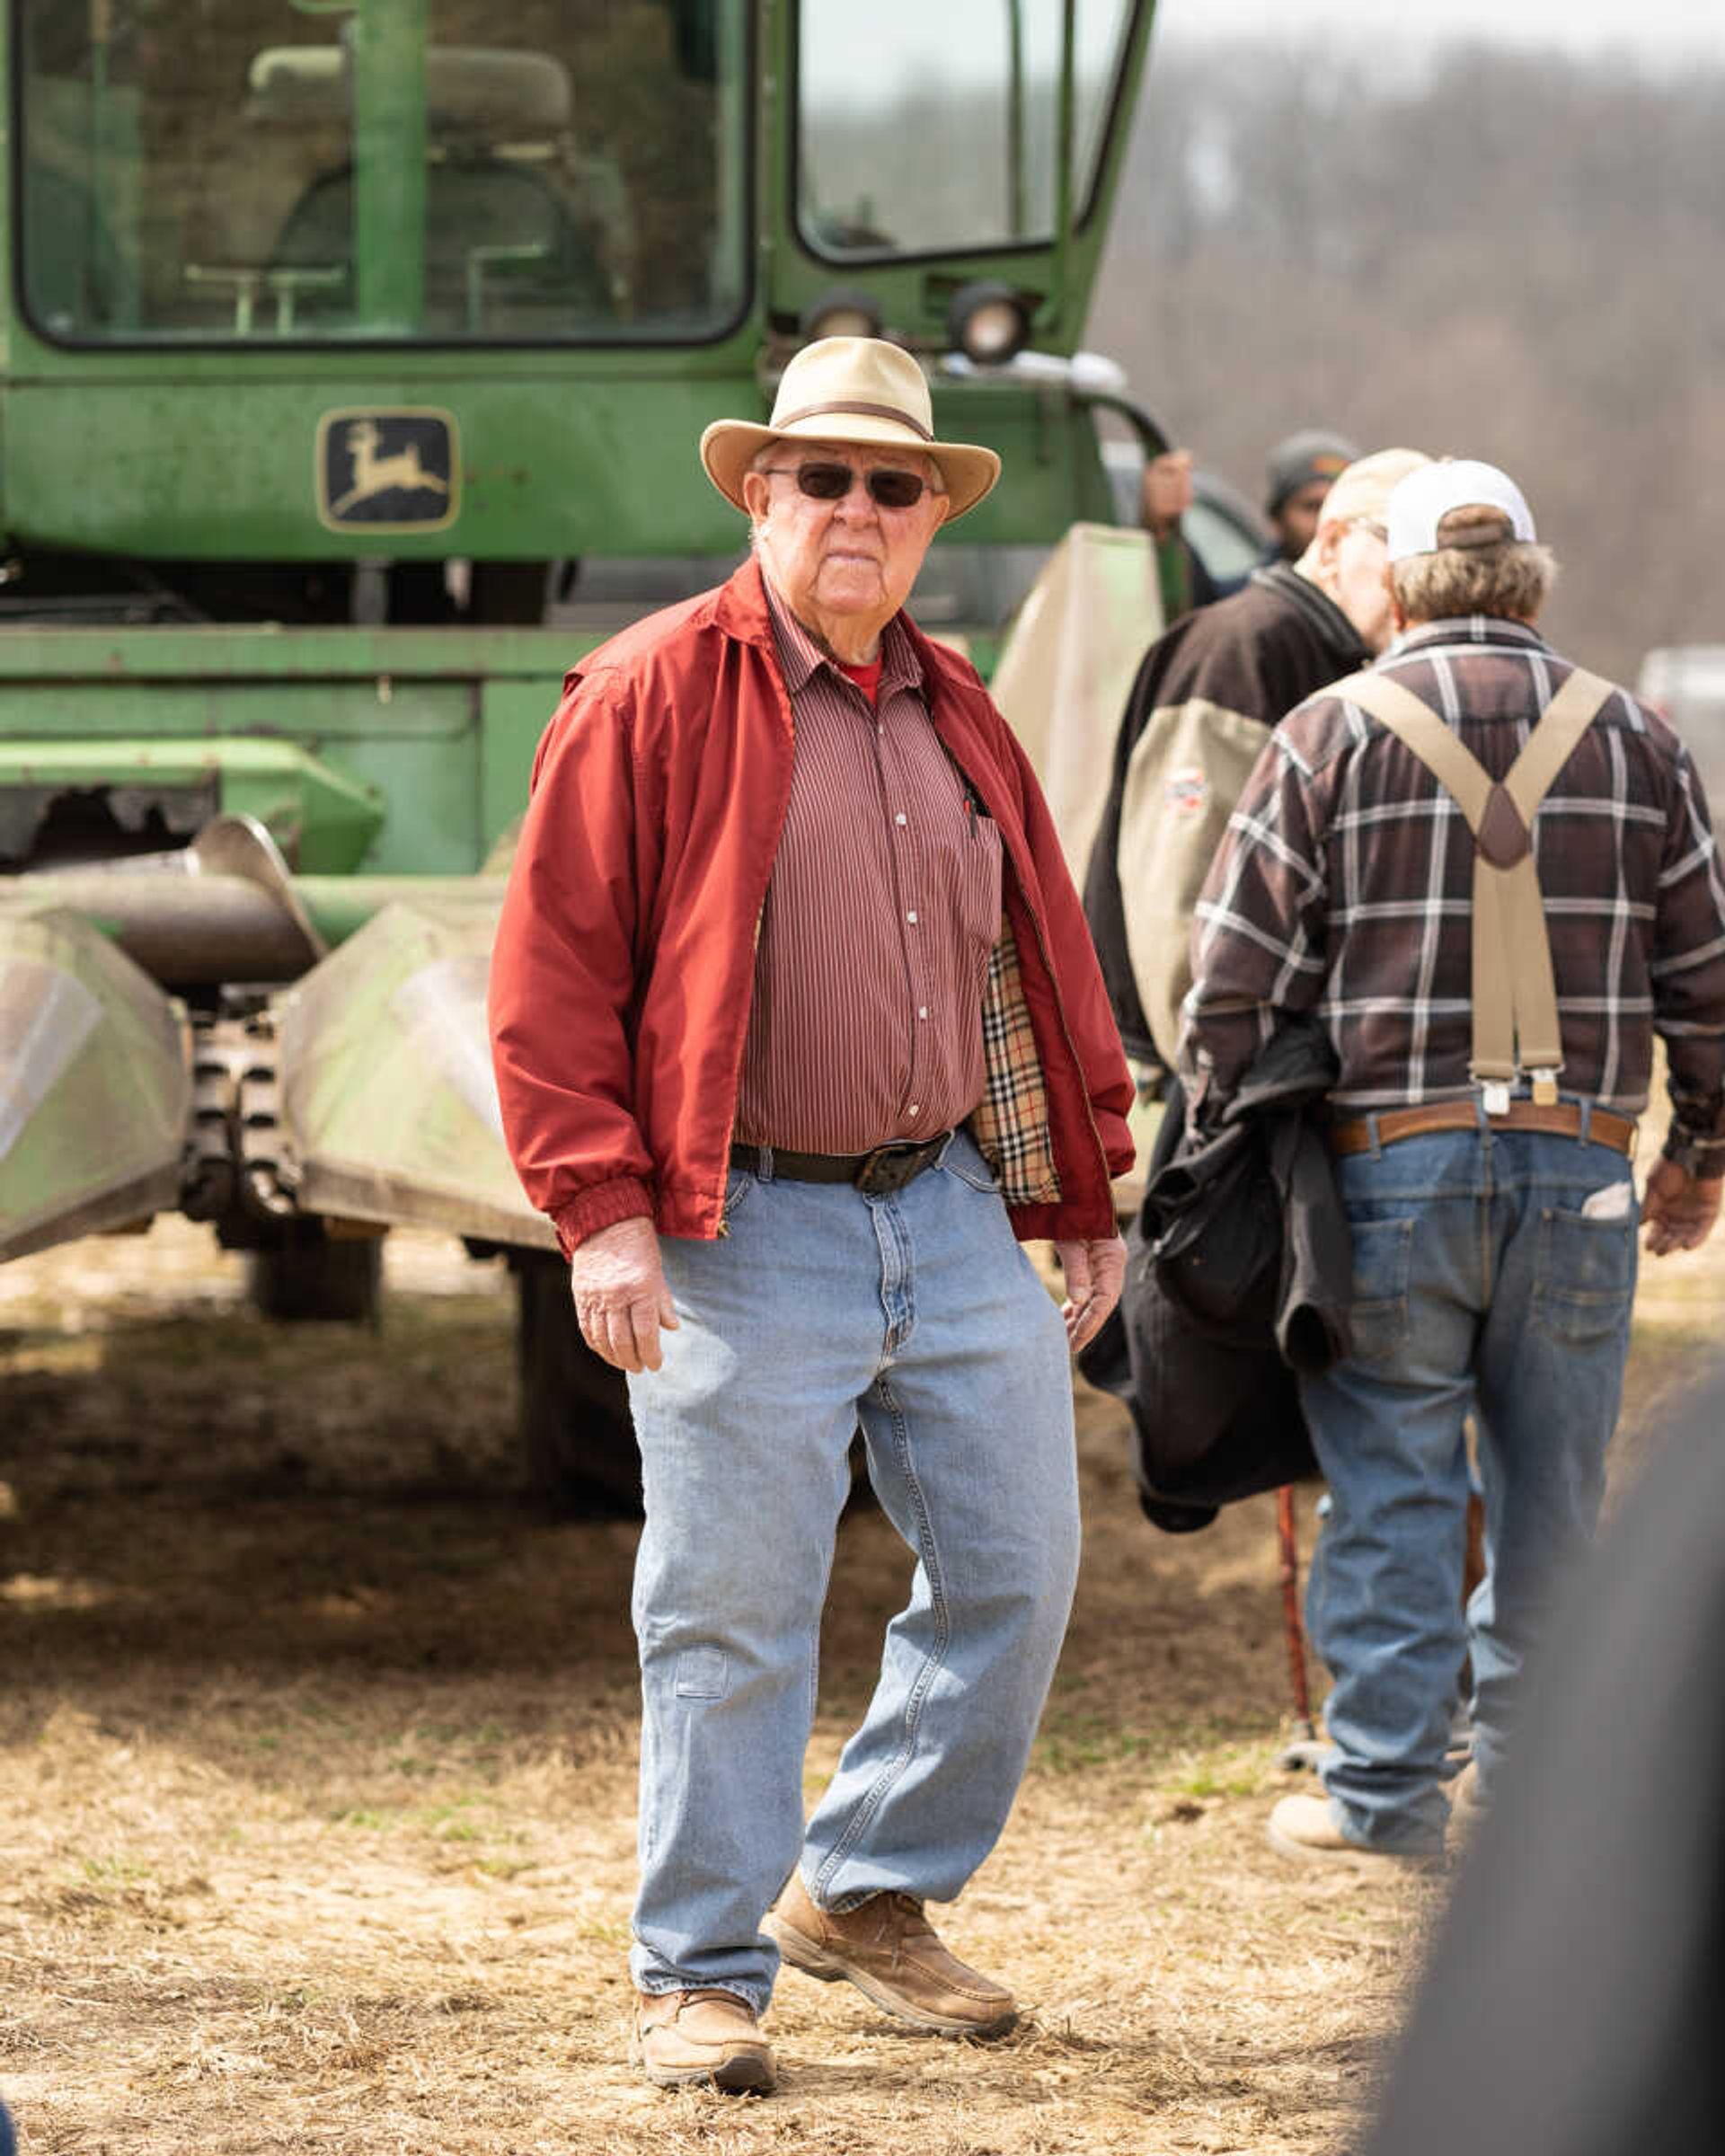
[1265,429,1360,516]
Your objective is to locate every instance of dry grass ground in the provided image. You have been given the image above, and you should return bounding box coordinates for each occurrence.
[1,1172,1721,2155]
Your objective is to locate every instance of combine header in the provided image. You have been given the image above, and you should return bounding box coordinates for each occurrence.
[1,0,1168,1505]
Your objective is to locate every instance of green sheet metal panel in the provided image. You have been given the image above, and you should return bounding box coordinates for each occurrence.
[275,896,554,1250]
[0,903,190,1259]
[0,624,594,870]
[0,375,1114,559]
[0,738,384,872]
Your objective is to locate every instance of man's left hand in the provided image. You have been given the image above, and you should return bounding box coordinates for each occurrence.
[1053,1233,1127,1352]
[1642,1157,1724,1255]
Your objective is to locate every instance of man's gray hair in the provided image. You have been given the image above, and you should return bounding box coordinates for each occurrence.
[1390,507,1559,623]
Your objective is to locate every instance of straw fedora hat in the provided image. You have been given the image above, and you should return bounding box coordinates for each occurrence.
[700,337,1001,522]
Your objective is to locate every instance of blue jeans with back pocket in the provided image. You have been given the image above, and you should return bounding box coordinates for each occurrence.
[1299,1125,1638,1853]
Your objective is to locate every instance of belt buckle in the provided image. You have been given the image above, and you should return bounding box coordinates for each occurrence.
[854,1141,924,1196]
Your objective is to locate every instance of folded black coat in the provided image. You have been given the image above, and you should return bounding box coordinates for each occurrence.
[1078,1021,1353,1533]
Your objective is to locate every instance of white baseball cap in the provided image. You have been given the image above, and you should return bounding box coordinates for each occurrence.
[1384,458,1536,561]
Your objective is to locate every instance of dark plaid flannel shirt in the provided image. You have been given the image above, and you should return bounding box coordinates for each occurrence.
[1181,617,1725,1158]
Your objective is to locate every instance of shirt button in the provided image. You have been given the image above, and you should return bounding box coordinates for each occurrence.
[917,1005,928,1019]
[895,812,907,826]
[907,1103,921,1118]
[906,909,917,924]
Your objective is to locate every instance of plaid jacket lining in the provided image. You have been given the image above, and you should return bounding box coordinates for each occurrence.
[972,924,1063,1205]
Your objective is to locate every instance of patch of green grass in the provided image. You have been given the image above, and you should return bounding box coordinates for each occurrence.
[420,1802,484,1842]
[1032,1714,1161,1775]
[329,1796,502,1842]
[578,1915,632,1949]
[473,1856,533,1881]
[265,1984,325,2014]
[78,1853,155,1888]
[1170,1741,1273,1800]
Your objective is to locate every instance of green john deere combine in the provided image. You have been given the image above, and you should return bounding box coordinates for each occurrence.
[0,0,1170,1508]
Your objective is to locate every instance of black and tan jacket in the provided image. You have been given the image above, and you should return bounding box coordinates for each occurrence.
[1083,564,1369,1068]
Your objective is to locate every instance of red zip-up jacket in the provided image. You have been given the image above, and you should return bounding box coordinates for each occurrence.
[487,557,1133,1253]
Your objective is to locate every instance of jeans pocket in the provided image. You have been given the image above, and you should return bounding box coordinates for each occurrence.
[1535,1205,1637,1344]
[721,1167,756,1228]
[1347,1216,1415,1361]
[944,1144,1003,1195]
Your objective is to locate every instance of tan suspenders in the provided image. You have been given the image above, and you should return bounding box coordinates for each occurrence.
[1327,665,1615,1110]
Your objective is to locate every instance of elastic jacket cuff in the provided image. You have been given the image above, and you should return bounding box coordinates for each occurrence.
[1662,1126,1725,1180]
[553,1175,657,1257]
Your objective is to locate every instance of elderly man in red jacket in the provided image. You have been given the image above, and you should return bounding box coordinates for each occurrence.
[489,338,1132,2094]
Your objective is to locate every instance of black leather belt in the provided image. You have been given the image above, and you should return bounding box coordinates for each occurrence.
[729,1132,953,1196]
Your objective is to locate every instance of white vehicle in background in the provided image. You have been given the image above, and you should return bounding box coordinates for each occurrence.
[1638,646,1725,822]
[1101,437,1270,588]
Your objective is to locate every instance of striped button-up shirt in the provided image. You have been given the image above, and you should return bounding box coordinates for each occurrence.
[1181,615,1725,1145]
[732,581,1003,1153]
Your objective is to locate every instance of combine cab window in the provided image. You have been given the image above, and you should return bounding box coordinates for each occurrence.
[14,0,748,345]
[798,0,1135,260]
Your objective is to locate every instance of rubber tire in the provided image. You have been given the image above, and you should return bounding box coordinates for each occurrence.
[514,1250,641,1517]
[246,1221,383,1324]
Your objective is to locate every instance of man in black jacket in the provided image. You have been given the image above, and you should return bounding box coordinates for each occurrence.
[1085,447,1429,1075]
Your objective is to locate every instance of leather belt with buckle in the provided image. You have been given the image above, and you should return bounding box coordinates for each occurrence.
[1326,1100,1636,1158]
[729,1133,953,1195]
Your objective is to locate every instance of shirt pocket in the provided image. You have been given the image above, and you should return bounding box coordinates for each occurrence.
[940,805,1004,996]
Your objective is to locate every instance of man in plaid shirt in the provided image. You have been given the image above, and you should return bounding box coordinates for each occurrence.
[1181,459,1725,1864]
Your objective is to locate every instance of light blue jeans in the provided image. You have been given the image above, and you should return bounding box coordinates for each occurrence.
[1301,1125,1638,1854]
[624,1128,1078,2011]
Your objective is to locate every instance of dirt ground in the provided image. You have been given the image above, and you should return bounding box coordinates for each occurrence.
[2,1184,1721,2156]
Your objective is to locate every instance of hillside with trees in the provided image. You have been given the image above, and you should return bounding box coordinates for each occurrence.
[1091,41,1725,684]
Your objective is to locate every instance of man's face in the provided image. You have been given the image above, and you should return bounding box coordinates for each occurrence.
[1274,480,1333,561]
[1318,517,1395,651]
[741,443,948,633]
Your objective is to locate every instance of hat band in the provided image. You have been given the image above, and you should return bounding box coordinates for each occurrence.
[770,398,933,442]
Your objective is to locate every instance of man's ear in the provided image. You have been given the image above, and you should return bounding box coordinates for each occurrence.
[740,470,772,523]
[1313,517,1345,573]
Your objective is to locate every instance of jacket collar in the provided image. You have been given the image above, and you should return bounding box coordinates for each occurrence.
[758,572,923,698]
[712,553,978,713]
[1386,614,1551,658]
[1251,561,1373,666]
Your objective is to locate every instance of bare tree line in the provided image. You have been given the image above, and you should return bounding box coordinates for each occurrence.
[1090,42,1725,684]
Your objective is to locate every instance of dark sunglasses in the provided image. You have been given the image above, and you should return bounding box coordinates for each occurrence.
[764,461,930,510]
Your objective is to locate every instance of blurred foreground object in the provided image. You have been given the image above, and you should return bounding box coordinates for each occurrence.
[1362,1362,1725,2156]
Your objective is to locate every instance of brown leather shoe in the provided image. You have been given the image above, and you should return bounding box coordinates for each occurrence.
[766,1874,1017,2037]
[632,1988,776,2093]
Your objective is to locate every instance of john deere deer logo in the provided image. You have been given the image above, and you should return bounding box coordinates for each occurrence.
[316,409,460,532]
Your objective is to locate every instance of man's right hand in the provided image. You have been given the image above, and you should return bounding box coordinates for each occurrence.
[1642,1157,1724,1256]
[570,1215,679,1373]
[1140,448,1195,542]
